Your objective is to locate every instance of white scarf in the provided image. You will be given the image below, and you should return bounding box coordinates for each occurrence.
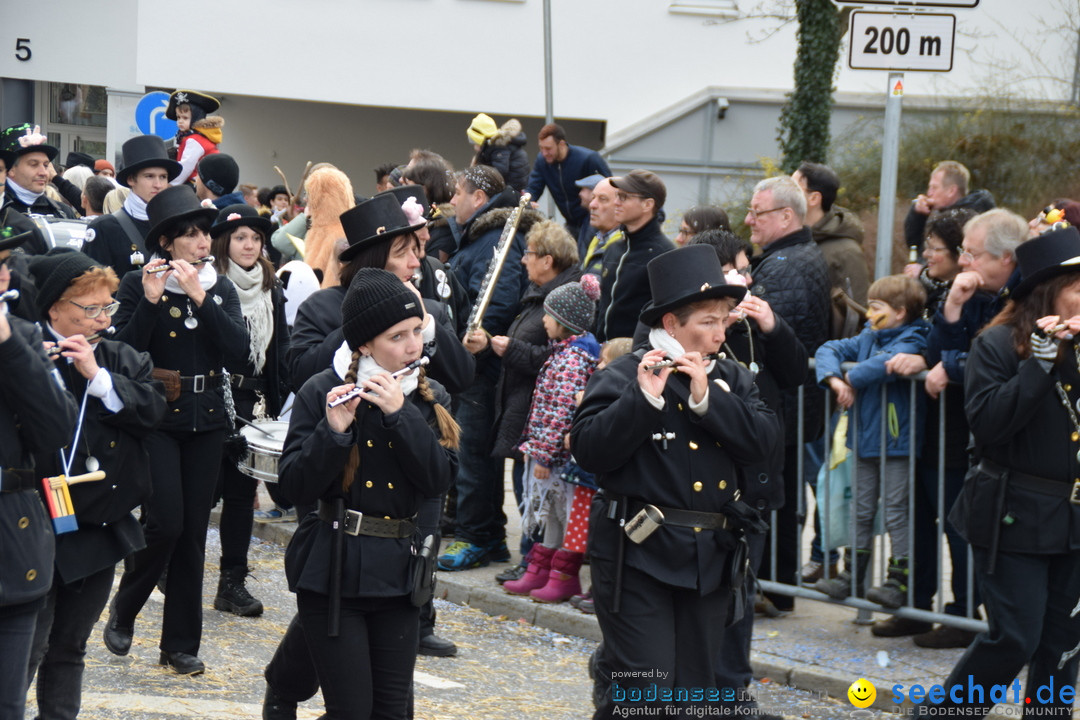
[332,341,419,396]
[226,259,273,373]
[7,178,42,206]
[162,257,218,295]
[123,192,149,221]
[648,327,717,373]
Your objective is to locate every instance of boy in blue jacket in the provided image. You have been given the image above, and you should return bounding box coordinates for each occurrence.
[813,275,929,608]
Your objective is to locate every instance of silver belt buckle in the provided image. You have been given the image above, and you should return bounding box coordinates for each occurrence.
[343,509,363,536]
[192,375,206,393]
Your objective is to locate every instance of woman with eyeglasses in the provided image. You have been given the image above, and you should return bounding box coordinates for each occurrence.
[106,185,248,675]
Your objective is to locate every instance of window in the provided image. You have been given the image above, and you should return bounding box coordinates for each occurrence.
[668,0,738,17]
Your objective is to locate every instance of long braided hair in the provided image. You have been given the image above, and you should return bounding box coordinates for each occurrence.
[340,352,460,492]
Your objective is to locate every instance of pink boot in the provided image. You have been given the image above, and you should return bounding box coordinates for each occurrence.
[503,544,555,596]
[530,550,583,603]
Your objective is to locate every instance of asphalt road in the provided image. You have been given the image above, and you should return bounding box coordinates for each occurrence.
[38,528,886,719]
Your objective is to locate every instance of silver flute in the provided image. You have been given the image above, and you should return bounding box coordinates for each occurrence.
[146,255,215,274]
[327,357,429,408]
[47,327,116,357]
[643,352,724,372]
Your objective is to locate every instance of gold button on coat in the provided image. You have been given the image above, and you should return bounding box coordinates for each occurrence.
[693,481,703,492]
[719,480,727,490]
[25,569,36,582]
[365,481,373,488]
[18,517,29,529]
[689,441,699,450]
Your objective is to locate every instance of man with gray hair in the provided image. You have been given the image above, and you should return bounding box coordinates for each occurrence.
[745,175,831,614]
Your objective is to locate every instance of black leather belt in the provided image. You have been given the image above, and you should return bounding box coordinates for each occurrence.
[978,459,1080,505]
[179,374,225,393]
[317,500,417,538]
[1,468,37,494]
[608,494,730,531]
[230,374,266,392]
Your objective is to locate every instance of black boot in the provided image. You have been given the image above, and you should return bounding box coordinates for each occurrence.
[214,566,264,617]
[812,548,871,600]
[263,684,298,720]
[867,556,910,609]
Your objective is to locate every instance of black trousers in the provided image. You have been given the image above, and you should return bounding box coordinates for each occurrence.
[112,428,225,655]
[0,598,43,720]
[296,590,419,720]
[216,394,258,570]
[928,547,1080,718]
[27,566,114,720]
[265,498,443,703]
[714,531,766,698]
[590,554,730,719]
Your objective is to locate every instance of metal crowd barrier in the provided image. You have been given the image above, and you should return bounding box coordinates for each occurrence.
[756,361,989,634]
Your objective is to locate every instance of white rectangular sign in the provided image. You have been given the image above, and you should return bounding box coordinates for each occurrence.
[848,11,956,72]
[835,0,975,6]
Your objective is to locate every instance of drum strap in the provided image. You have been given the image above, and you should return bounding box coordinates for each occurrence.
[112,209,146,255]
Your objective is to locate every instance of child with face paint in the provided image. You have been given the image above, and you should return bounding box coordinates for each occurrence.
[812,274,930,607]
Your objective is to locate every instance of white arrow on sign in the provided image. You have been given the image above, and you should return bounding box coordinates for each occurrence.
[848,11,956,73]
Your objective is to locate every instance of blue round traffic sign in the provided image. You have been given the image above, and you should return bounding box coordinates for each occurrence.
[135,91,177,139]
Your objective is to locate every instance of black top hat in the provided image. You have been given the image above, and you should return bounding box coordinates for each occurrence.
[165,90,220,121]
[0,225,33,253]
[211,203,272,238]
[0,123,59,167]
[338,194,426,262]
[378,185,431,220]
[639,244,747,326]
[145,185,217,249]
[117,135,183,186]
[65,151,95,170]
[1013,224,1080,300]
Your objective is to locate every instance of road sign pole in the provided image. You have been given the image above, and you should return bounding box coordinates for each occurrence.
[876,72,904,280]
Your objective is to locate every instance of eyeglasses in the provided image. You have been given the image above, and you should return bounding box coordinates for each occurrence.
[68,299,120,319]
[959,248,991,262]
[924,245,951,256]
[733,266,752,278]
[746,206,787,220]
[615,192,646,203]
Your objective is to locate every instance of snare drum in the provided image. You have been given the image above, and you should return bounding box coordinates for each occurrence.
[27,214,95,251]
[237,420,289,483]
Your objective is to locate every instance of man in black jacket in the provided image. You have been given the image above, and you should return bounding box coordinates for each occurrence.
[0,124,78,255]
[903,161,995,253]
[595,170,675,342]
[745,175,831,612]
[85,136,182,278]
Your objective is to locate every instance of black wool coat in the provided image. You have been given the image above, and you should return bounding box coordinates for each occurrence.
[280,370,456,598]
[36,338,166,584]
[113,272,249,433]
[0,317,78,606]
[571,352,781,594]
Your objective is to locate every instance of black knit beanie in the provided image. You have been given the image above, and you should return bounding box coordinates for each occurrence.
[199,153,239,196]
[341,267,424,349]
[28,249,103,321]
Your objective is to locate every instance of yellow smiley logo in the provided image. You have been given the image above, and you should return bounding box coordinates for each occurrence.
[848,678,876,708]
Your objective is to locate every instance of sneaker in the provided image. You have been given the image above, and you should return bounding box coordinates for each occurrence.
[913,624,978,649]
[871,615,933,637]
[495,563,527,584]
[484,538,511,563]
[254,506,296,522]
[799,560,838,584]
[437,541,489,571]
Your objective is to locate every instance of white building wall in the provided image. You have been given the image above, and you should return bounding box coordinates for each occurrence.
[2,0,1071,137]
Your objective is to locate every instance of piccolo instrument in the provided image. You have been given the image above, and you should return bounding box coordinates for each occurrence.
[643,352,724,372]
[465,193,531,335]
[146,255,215,274]
[47,327,116,356]
[0,289,19,304]
[327,357,430,408]
[1037,322,1070,338]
